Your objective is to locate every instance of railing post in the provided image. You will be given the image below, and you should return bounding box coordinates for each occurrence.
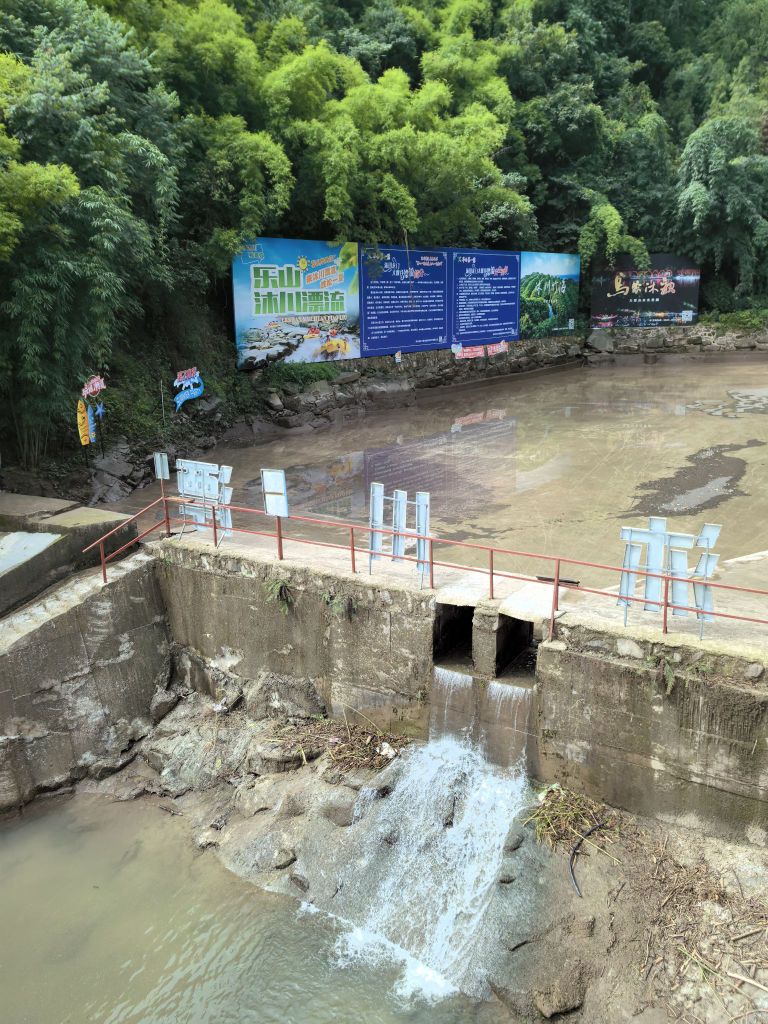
[212,502,218,548]
[429,538,434,590]
[349,526,356,573]
[276,515,284,560]
[99,541,107,585]
[489,548,495,600]
[662,574,670,634]
[549,558,561,639]
[163,496,171,538]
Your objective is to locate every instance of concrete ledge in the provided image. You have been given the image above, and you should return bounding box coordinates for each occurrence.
[535,635,768,846]
[0,496,138,612]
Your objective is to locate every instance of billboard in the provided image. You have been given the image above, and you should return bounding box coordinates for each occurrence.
[590,254,700,330]
[232,237,360,369]
[520,252,580,339]
[233,239,580,368]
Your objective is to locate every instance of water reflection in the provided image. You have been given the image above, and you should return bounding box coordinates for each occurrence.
[243,410,517,526]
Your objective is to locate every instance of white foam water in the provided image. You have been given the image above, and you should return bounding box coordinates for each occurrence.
[333,734,528,1000]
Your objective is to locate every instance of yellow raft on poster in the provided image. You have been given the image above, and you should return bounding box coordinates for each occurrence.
[77,399,90,446]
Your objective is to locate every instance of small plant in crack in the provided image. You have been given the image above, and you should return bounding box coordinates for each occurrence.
[265,577,295,615]
[321,589,357,621]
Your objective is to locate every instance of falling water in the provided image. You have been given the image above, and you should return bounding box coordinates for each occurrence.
[429,666,534,768]
[429,666,475,740]
[332,664,535,1000]
[335,736,528,999]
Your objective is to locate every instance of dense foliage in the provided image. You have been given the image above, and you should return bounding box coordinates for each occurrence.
[3,0,768,464]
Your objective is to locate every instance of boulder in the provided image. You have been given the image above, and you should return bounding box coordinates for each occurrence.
[532,961,587,1018]
[150,686,179,725]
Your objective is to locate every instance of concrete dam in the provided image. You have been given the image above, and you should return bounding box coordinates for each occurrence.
[2,502,766,845]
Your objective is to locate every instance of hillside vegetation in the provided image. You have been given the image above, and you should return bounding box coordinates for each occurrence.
[2,0,768,465]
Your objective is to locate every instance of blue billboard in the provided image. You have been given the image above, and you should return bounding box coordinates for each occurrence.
[360,246,450,355]
[233,238,578,368]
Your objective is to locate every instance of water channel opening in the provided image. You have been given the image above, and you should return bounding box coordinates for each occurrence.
[494,614,534,677]
[432,602,473,664]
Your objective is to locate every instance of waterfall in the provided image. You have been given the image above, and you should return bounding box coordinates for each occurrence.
[429,666,474,740]
[430,667,534,768]
[479,681,533,768]
[334,732,529,999]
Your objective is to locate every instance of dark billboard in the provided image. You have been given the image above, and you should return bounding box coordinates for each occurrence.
[590,254,700,330]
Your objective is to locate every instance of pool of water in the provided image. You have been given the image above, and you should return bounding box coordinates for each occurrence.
[0,795,514,1024]
[114,358,768,569]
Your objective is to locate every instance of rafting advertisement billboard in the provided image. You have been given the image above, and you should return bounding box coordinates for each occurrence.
[233,239,580,369]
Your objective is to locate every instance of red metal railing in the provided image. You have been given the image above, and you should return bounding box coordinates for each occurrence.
[83,494,768,638]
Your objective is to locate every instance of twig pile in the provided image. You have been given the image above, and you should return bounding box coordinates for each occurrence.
[272,717,411,774]
[526,783,621,853]
[634,836,768,1021]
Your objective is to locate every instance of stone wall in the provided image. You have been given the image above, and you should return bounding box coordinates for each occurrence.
[0,552,171,812]
[586,322,768,357]
[244,325,768,436]
[535,624,768,845]
[157,542,435,731]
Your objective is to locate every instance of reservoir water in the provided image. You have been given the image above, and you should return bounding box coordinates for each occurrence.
[114,358,768,571]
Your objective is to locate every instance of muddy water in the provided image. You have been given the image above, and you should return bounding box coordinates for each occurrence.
[118,357,768,570]
[0,795,512,1024]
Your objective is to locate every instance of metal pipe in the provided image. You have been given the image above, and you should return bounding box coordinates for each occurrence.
[550,558,561,639]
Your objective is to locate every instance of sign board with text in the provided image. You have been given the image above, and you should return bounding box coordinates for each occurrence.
[591,254,700,329]
[233,239,579,368]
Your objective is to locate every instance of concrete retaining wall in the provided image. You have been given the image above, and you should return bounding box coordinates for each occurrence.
[157,543,435,732]
[536,625,768,845]
[0,552,170,812]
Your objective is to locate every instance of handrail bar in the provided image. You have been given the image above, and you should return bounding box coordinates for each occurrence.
[81,494,768,626]
[82,496,167,553]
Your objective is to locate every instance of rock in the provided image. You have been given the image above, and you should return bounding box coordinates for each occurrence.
[335,371,360,384]
[504,825,525,852]
[150,686,179,725]
[745,662,765,681]
[499,857,516,884]
[532,962,586,1018]
[87,748,138,780]
[290,872,309,892]
[93,455,135,479]
[276,792,306,818]
[91,471,133,504]
[272,847,297,869]
[616,638,644,659]
[249,736,323,774]
[196,397,224,415]
[196,829,219,850]
[321,797,356,827]
[244,672,326,721]
[211,681,243,714]
[266,392,284,411]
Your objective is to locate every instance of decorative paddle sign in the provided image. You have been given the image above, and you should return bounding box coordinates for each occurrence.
[173,367,204,411]
[77,400,91,446]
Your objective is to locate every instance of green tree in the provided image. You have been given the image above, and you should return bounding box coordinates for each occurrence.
[675,116,768,293]
[0,0,180,467]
